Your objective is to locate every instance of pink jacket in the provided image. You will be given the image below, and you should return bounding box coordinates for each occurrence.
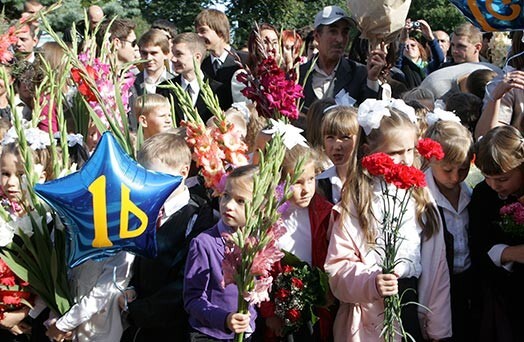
[324,199,452,342]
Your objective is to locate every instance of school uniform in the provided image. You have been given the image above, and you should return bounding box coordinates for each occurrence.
[324,184,452,342]
[260,194,335,341]
[184,220,257,341]
[469,181,524,342]
[426,169,473,341]
[121,189,216,341]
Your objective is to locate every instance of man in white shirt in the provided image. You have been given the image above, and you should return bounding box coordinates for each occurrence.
[299,5,386,112]
[195,9,244,110]
[134,29,173,96]
[15,24,38,63]
[157,33,224,125]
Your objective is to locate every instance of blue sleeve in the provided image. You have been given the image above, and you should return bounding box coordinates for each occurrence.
[183,237,230,331]
[426,39,445,74]
[395,43,406,70]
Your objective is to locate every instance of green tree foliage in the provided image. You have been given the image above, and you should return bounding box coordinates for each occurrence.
[408,0,466,34]
[224,0,346,47]
[138,0,213,34]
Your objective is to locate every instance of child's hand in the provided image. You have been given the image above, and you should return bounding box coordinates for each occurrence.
[375,273,398,297]
[117,288,137,311]
[46,322,73,341]
[226,312,250,333]
[0,306,29,332]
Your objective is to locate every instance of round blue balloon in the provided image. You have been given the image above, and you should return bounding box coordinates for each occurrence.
[449,0,523,32]
[35,132,182,268]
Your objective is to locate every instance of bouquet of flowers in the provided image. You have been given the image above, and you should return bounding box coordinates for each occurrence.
[166,66,249,194]
[0,258,33,320]
[0,57,72,317]
[500,201,524,237]
[488,31,512,68]
[361,138,444,342]
[238,56,303,120]
[269,252,329,336]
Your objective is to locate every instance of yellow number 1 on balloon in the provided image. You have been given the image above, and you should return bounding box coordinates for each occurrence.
[88,175,149,248]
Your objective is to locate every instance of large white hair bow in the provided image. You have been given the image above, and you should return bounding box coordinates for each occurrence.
[426,108,461,127]
[357,99,417,135]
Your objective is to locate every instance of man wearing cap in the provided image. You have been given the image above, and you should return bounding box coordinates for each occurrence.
[299,5,386,111]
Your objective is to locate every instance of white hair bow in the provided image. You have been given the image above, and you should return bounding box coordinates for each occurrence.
[2,126,51,150]
[426,108,461,127]
[357,99,417,135]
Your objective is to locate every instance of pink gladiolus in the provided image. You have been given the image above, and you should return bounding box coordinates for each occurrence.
[243,276,273,305]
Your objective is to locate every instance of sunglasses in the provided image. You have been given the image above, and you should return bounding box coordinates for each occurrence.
[122,39,138,48]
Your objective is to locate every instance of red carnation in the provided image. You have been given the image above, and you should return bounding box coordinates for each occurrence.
[417,138,444,161]
[386,164,426,189]
[291,277,303,289]
[275,288,290,300]
[286,308,301,322]
[362,153,395,177]
[282,265,294,273]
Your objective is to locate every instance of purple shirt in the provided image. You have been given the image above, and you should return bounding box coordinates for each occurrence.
[183,220,256,339]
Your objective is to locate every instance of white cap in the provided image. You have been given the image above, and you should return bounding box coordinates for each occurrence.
[314,5,351,29]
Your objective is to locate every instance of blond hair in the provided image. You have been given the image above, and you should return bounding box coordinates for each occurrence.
[453,22,482,45]
[281,144,317,181]
[137,132,191,170]
[138,29,170,54]
[172,32,207,59]
[425,120,474,165]
[474,126,524,175]
[321,106,359,139]
[133,94,170,120]
[343,108,440,244]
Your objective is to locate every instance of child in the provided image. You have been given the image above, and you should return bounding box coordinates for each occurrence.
[469,126,524,342]
[184,165,257,340]
[120,132,216,341]
[317,106,359,204]
[324,99,452,341]
[263,144,334,341]
[134,94,173,140]
[424,119,475,341]
[0,139,52,341]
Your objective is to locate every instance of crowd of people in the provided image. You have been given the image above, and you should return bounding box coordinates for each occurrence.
[0,0,523,341]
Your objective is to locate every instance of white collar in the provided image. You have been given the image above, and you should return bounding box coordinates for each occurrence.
[180,76,200,93]
[317,166,338,180]
[211,48,230,64]
[425,168,471,213]
[144,67,168,85]
[313,59,341,77]
[162,186,191,221]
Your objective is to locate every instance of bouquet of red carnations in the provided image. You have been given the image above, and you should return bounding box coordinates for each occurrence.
[0,259,33,320]
[270,252,329,336]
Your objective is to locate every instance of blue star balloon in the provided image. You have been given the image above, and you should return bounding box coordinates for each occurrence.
[35,132,182,268]
[449,0,523,31]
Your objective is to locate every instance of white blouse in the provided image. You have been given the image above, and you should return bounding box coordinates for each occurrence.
[279,205,312,265]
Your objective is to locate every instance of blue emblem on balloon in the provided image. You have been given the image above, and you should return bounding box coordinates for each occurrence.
[449,0,523,31]
[35,132,182,268]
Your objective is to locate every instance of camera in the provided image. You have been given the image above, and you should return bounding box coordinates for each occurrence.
[411,21,421,29]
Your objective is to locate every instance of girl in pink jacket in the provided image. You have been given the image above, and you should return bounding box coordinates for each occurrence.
[324,99,452,341]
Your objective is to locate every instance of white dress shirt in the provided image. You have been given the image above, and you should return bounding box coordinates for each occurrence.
[425,169,472,274]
